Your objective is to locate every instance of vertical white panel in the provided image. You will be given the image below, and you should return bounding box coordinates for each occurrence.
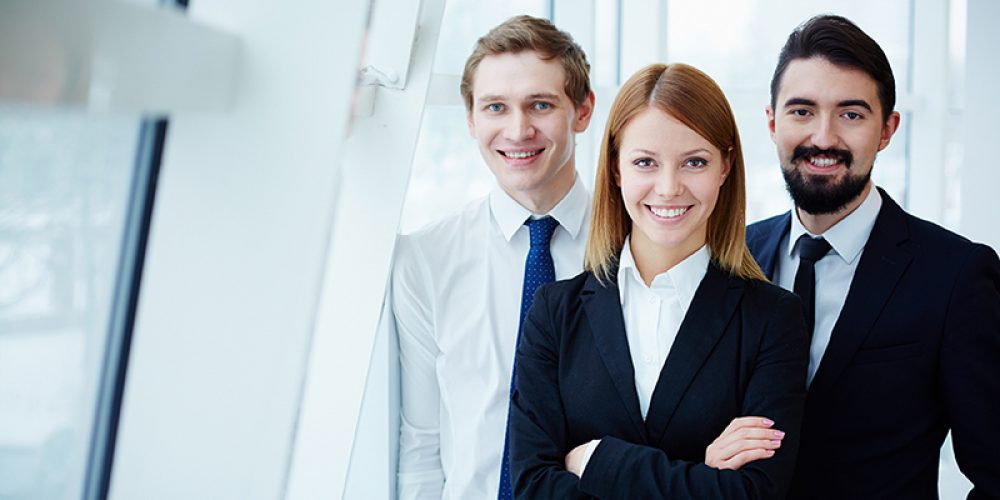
[619,0,662,79]
[109,0,369,499]
[960,0,1000,250]
[907,0,950,224]
[553,0,598,187]
[284,0,446,498]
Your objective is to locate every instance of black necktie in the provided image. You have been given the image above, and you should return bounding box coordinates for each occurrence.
[793,235,832,339]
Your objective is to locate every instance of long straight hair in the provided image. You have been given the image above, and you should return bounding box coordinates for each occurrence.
[584,63,766,284]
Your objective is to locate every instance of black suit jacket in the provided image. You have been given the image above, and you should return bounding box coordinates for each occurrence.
[509,262,809,499]
[746,189,1000,499]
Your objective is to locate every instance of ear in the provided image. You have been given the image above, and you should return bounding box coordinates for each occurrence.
[765,105,777,141]
[572,91,596,133]
[877,111,901,152]
[466,110,476,138]
[721,147,733,182]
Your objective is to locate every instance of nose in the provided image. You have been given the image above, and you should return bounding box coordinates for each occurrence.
[655,169,683,198]
[503,109,535,141]
[811,114,838,150]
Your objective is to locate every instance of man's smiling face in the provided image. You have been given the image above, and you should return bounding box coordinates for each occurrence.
[467,50,592,208]
[767,56,899,215]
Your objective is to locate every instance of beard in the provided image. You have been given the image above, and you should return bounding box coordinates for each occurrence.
[781,145,870,215]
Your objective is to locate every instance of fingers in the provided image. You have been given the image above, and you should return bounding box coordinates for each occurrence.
[719,447,777,470]
[705,416,784,469]
[714,427,786,458]
[722,416,774,434]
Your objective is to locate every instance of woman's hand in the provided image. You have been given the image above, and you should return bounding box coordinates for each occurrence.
[705,417,785,470]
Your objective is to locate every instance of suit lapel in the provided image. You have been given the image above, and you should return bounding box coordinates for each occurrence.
[809,191,913,392]
[581,272,646,438]
[645,264,744,446]
[748,212,791,280]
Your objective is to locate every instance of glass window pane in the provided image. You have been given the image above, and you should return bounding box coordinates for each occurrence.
[433,0,548,74]
[411,2,549,233]
[0,110,143,500]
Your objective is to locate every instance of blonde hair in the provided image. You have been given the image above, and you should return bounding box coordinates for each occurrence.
[584,63,766,284]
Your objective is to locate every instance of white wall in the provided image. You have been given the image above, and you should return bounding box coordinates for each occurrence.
[109,0,368,498]
[960,0,1000,250]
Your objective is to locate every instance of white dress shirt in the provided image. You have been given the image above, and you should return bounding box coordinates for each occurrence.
[392,176,590,500]
[580,239,709,471]
[774,186,882,385]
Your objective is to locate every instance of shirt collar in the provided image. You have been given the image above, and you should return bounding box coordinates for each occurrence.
[787,184,882,265]
[489,174,589,242]
[618,236,710,312]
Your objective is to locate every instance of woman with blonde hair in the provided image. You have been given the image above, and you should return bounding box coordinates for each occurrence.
[509,63,808,498]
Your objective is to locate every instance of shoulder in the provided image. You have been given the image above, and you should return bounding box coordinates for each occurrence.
[395,196,489,264]
[535,271,592,306]
[399,196,489,249]
[746,212,789,241]
[893,209,1000,274]
[740,276,802,311]
[392,197,490,296]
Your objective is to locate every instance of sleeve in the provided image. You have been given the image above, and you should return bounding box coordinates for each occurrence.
[392,235,445,500]
[509,285,591,499]
[940,244,1000,499]
[578,291,809,499]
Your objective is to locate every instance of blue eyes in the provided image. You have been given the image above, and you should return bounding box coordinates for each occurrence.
[483,102,552,113]
[685,158,708,168]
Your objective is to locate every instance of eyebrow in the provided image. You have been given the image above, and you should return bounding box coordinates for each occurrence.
[475,92,561,104]
[626,148,712,157]
[783,97,873,112]
[837,99,873,112]
[475,94,506,104]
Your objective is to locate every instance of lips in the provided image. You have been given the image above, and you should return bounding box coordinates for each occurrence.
[792,146,853,172]
[647,205,692,223]
[649,206,689,218]
[499,148,544,159]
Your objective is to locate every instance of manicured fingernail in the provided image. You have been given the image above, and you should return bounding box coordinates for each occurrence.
[762,418,774,426]
[773,430,785,438]
[770,440,782,446]
[766,449,775,456]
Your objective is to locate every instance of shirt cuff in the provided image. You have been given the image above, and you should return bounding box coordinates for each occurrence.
[578,439,601,475]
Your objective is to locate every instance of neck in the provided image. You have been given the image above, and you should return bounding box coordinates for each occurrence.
[630,234,704,287]
[797,181,872,235]
[507,167,576,215]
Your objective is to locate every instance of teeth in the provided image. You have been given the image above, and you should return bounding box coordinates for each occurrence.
[650,206,688,218]
[809,156,840,167]
[503,150,540,159]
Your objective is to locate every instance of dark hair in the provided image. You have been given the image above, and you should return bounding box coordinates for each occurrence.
[770,14,895,122]
[460,15,591,112]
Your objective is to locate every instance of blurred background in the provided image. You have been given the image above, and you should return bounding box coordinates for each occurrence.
[1,0,995,498]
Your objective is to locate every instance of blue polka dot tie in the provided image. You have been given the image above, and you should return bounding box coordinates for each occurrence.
[498,216,559,500]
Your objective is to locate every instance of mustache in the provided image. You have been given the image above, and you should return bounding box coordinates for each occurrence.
[791,146,853,168]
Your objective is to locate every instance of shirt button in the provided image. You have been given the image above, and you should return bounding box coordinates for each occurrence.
[644,355,654,364]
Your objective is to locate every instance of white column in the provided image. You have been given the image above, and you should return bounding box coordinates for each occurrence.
[960,0,1000,250]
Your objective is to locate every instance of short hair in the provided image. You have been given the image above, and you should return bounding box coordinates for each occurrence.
[770,14,896,123]
[585,63,766,284]
[459,15,591,112]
